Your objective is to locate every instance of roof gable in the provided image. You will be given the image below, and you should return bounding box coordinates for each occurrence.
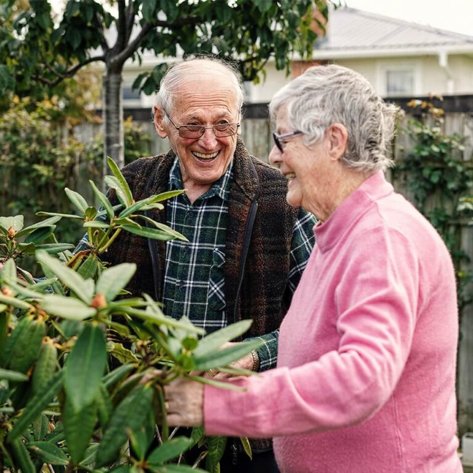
[316,7,473,56]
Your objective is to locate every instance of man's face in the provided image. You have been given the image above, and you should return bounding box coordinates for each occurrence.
[154,74,240,199]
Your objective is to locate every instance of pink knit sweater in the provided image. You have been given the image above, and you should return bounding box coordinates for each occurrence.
[204,172,462,473]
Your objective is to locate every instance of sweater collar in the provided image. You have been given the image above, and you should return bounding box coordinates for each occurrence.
[314,171,394,253]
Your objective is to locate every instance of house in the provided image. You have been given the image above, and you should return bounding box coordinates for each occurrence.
[245,6,473,103]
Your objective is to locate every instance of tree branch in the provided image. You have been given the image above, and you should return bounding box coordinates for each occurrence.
[111,15,202,69]
[110,21,154,68]
[125,1,136,44]
[115,0,128,52]
[34,55,105,87]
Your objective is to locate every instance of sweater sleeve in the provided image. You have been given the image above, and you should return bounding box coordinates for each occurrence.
[204,226,422,438]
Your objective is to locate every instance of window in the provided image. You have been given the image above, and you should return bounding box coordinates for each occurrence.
[386,69,415,96]
[377,62,419,97]
[122,86,141,101]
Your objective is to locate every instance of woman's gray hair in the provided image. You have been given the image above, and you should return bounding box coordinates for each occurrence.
[269,64,400,172]
[154,56,245,114]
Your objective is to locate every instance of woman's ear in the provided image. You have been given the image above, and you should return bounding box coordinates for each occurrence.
[153,107,168,138]
[327,123,348,161]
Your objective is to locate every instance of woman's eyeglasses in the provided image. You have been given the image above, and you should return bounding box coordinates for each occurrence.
[272,130,303,153]
[165,112,240,139]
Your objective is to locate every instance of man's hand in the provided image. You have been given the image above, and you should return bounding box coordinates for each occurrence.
[164,377,204,427]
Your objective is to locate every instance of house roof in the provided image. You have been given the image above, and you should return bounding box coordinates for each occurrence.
[313,7,473,59]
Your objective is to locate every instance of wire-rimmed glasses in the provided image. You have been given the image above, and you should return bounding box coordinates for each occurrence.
[165,112,240,139]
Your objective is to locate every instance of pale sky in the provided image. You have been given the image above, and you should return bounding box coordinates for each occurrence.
[343,0,473,37]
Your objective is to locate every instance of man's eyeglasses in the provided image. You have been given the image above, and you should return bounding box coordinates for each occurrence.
[165,112,240,139]
[272,130,303,153]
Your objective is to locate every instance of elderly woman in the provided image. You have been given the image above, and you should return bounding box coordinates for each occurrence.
[164,65,462,473]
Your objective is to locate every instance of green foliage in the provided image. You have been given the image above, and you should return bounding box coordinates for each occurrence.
[393,99,473,312]
[0,98,152,254]
[0,0,331,170]
[0,160,260,472]
[0,0,328,97]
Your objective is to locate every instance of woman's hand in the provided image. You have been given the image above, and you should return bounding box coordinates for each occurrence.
[164,377,204,427]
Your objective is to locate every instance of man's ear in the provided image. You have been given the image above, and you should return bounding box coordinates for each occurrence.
[153,107,168,138]
[327,123,348,161]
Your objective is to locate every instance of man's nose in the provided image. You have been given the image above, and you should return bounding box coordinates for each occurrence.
[199,127,218,147]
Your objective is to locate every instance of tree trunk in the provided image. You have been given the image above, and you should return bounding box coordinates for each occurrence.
[103,69,124,176]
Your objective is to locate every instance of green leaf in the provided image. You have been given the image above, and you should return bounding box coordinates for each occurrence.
[64,324,107,412]
[0,368,29,382]
[103,364,136,389]
[8,371,63,442]
[240,437,252,460]
[145,189,185,203]
[147,437,193,465]
[139,215,188,241]
[96,263,136,301]
[7,281,43,300]
[95,384,154,468]
[83,220,111,229]
[78,443,100,469]
[0,258,17,283]
[106,157,134,206]
[41,294,96,320]
[33,243,75,253]
[76,253,100,280]
[122,307,204,335]
[0,293,31,310]
[104,175,130,207]
[118,195,161,219]
[107,341,139,365]
[0,215,24,232]
[187,374,246,392]
[7,437,35,473]
[206,436,227,473]
[117,190,182,220]
[85,206,98,220]
[65,188,89,214]
[16,215,62,238]
[114,217,141,228]
[27,441,69,465]
[193,320,253,358]
[36,251,94,304]
[63,396,97,465]
[89,180,114,220]
[23,226,54,244]
[36,211,83,220]
[128,408,156,460]
[121,224,179,241]
[193,340,264,371]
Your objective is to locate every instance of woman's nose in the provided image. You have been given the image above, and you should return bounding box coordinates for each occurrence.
[269,145,282,168]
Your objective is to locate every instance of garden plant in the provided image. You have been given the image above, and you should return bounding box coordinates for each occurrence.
[393,98,473,314]
[0,158,261,472]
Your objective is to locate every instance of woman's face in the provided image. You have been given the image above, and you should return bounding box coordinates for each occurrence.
[269,108,338,221]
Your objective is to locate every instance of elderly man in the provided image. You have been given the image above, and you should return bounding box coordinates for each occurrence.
[105,57,315,472]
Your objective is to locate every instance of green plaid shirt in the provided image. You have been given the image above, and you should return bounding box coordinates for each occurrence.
[163,158,315,369]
